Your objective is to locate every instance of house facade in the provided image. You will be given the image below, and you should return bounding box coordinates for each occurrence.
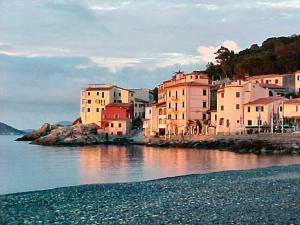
[211,80,269,134]
[157,71,211,135]
[101,103,134,135]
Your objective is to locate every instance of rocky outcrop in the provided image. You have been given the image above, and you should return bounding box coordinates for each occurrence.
[15,123,57,141]
[30,123,107,146]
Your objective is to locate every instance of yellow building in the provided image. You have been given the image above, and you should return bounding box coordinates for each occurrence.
[211,80,269,135]
[243,96,286,132]
[80,84,134,125]
[283,98,300,129]
[158,71,211,135]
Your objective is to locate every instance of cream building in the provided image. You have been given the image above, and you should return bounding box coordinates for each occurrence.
[283,98,300,129]
[243,96,286,132]
[143,102,166,136]
[158,71,211,135]
[211,80,269,134]
[295,71,300,94]
[80,84,134,125]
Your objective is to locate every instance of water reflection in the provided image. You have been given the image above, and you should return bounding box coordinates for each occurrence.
[78,145,300,185]
[1,135,300,194]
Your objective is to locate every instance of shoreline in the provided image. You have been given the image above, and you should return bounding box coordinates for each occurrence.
[2,164,300,224]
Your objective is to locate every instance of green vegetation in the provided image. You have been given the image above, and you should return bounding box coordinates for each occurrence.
[205,34,300,80]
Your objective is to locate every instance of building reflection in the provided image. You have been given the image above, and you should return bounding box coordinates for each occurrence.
[78,145,300,184]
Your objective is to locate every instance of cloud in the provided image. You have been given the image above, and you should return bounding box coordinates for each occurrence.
[258,1,300,9]
[89,1,131,11]
[197,40,240,63]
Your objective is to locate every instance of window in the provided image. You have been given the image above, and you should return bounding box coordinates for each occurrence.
[102,108,104,111]
[214,114,217,121]
[87,100,91,104]
[226,119,230,127]
[236,104,240,110]
[261,106,264,112]
[118,123,122,128]
[182,89,185,95]
[280,106,283,112]
[203,113,206,120]
[87,108,90,112]
[266,80,269,84]
[175,91,178,98]
[298,75,300,81]
[81,107,85,112]
[175,103,178,111]
[182,101,185,108]
[248,106,250,112]
[221,105,224,111]
[275,79,279,84]
[97,92,99,96]
[149,109,152,114]
[114,114,119,118]
[203,101,207,108]
[169,103,171,109]
[175,114,177,120]
[169,91,171,97]
[237,120,240,123]
[96,108,99,112]
[182,113,185,119]
[296,106,299,112]
[236,92,240,98]
[119,93,121,97]
[82,99,86,104]
[203,90,207,96]
[248,120,252,126]
[168,114,171,119]
[256,106,259,112]
[111,123,114,127]
[221,93,224,98]
[88,92,90,96]
[102,92,104,98]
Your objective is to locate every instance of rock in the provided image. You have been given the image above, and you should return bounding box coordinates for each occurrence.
[16,123,57,141]
[30,123,105,146]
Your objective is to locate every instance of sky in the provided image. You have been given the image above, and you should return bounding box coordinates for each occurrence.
[0,0,300,129]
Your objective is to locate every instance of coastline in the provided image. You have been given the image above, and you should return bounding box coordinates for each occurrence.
[2,164,300,224]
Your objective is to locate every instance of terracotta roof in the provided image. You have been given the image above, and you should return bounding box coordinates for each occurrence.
[247,73,292,79]
[155,101,166,107]
[167,81,211,88]
[244,97,286,105]
[259,83,286,89]
[85,86,113,91]
[284,98,300,105]
[134,98,149,103]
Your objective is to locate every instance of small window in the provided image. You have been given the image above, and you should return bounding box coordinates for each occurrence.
[256,106,259,112]
[248,120,252,126]
[236,104,240,110]
[203,113,206,120]
[182,113,185,119]
[261,106,264,112]
[81,107,85,112]
[119,93,121,97]
[221,93,224,98]
[280,106,283,112]
[203,90,207,96]
[298,75,300,81]
[236,92,240,98]
[102,92,104,98]
[237,120,240,123]
[182,101,185,108]
[118,123,122,128]
[221,105,224,111]
[111,123,114,127]
[87,108,90,112]
[182,89,185,95]
[87,100,91,104]
[296,106,298,112]
[248,107,250,112]
[169,91,171,97]
[175,114,177,120]
[203,101,207,108]
[96,108,99,112]
[88,92,90,96]
[226,119,230,127]
[275,79,279,84]
[97,92,99,96]
[169,103,171,109]
[214,114,217,121]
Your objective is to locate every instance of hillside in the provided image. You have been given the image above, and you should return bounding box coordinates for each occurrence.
[0,122,25,135]
[205,34,300,80]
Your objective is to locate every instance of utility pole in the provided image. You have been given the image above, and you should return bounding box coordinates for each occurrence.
[281,101,284,134]
[270,103,274,134]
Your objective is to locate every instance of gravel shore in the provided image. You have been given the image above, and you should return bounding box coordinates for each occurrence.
[1,165,300,224]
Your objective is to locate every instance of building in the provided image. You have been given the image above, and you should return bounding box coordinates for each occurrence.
[246,73,295,93]
[143,102,166,136]
[80,84,135,125]
[211,80,269,134]
[80,84,152,125]
[101,103,134,135]
[295,71,300,94]
[243,96,286,133]
[283,98,300,129]
[157,71,211,135]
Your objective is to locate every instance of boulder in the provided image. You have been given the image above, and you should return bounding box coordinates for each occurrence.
[16,123,57,141]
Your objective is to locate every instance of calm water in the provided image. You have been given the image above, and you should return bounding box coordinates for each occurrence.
[1,135,300,194]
